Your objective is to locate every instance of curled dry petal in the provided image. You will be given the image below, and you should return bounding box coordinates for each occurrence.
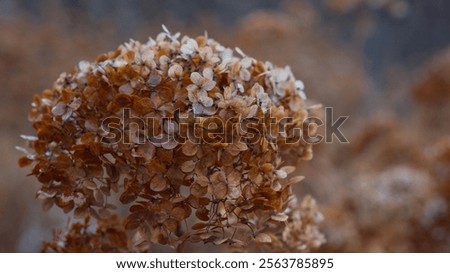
[271,214,289,222]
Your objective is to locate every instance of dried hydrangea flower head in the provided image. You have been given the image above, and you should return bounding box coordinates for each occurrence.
[19,26,323,251]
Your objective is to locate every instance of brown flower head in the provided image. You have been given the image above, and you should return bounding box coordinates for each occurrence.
[19,26,322,251]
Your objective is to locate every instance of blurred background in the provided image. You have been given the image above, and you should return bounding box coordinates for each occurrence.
[1,0,449,252]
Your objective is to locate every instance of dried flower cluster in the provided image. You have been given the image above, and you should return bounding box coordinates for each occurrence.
[18,26,323,251]
[42,216,130,252]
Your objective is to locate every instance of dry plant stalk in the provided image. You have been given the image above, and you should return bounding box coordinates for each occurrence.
[18,27,324,252]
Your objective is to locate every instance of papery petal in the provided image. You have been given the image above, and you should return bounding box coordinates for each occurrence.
[202,80,216,91]
[190,72,202,85]
[202,67,214,80]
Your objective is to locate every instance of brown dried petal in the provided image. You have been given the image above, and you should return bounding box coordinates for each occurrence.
[286,175,305,186]
[160,199,173,213]
[181,160,196,173]
[261,163,274,173]
[120,190,138,204]
[83,180,97,190]
[18,156,33,167]
[94,189,104,204]
[89,208,100,220]
[125,216,141,230]
[255,233,272,243]
[281,166,296,175]
[196,175,209,187]
[41,198,54,211]
[190,182,208,197]
[271,180,282,191]
[214,238,228,245]
[275,169,287,179]
[73,207,87,218]
[210,171,226,184]
[171,207,186,221]
[136,142,155,160]
[52,102,66,116]
[271,213,289,222]
[198,197,210,206]
[181,141,198,156]
[248,166,259,180]
[227,170,241,187]
[192,222,209,230]
[212,182,228,199]
[61,200,75,213]
[242,104,258,119]
[164,218,179,232]
[161,138,178,150]
[133,97,154,115]
[228,186,241,199]
[150,175,167,192]
[235,140,248,151]
[195,207,210,221]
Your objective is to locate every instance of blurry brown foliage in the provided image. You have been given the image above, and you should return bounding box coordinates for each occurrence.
[2,0,449,252]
